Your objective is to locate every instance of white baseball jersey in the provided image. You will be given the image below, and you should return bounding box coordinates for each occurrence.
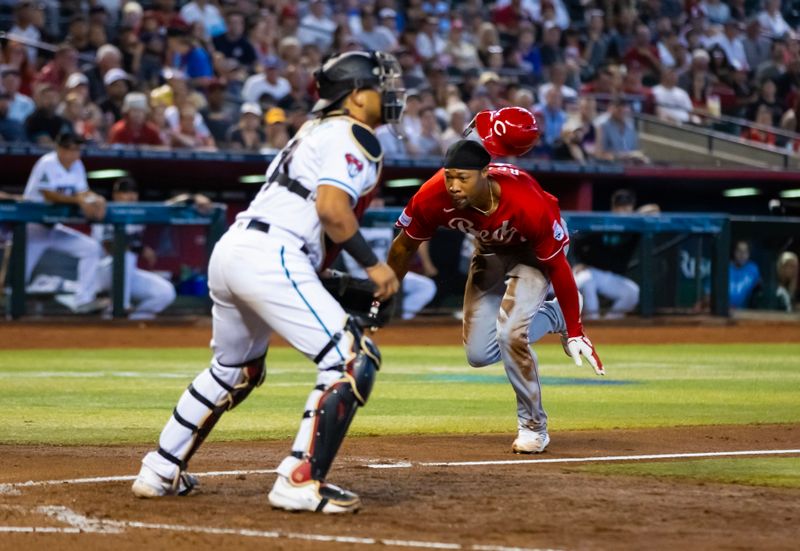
[23,151,88,202]
[236,114,382,269]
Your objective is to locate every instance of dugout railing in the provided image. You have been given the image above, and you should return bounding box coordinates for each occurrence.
[0,201,227,319]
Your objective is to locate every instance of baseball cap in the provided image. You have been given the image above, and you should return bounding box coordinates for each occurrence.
[55,129,86,147]
[478,71,501,86]
[379,8,396,19]
[65,72,89,89]
[103,68,131,86]
[0,65,21,78]
[265,107,286,124]
[122,92,149,113]
[692,48,710,62]
[240,102,263,117]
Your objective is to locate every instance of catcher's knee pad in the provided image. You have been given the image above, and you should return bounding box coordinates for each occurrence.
[302,320,381,480]
[162,352,266,469]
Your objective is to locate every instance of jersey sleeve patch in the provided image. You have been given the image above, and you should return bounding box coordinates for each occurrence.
[351,123,383,162]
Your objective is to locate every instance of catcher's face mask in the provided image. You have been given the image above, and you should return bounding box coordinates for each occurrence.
[374,52,406,125]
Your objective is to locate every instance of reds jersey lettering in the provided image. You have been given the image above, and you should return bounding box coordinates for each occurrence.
[446,217,524,244]
[397,164,567,261]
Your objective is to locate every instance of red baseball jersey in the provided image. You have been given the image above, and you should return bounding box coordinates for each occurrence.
[396,164,568,262]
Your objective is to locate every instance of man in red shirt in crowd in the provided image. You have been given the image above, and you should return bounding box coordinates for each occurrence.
[108,92,163,146]
[387,118,603,455]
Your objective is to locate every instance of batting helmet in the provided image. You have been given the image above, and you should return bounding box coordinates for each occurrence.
[465,107,540,157]
[312,51,405,124]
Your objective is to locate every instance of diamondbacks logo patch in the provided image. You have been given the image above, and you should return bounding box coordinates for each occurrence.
[552,220,565,241]
[345,153,363,178]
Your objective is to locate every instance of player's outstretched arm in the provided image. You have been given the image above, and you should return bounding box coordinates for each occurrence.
[387,230,422,282]
[545,252,605,375]
[317,185,399,301]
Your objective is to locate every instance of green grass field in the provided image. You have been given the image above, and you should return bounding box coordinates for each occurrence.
[1,343,799,487]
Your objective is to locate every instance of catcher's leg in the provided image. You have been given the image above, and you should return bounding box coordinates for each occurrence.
[133,281,270,498]
[494,263,551,453]
[269,318,381,514]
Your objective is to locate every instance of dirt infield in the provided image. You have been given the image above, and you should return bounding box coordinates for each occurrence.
[1,320,798,549]
[0,424,798,550]
[1,318,798,349]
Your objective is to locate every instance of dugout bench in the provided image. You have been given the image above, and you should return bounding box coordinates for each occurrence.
[0,201,227,319]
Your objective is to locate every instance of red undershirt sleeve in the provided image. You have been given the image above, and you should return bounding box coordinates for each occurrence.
[543,252,583,337]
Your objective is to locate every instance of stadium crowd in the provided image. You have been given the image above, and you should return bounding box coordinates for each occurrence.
[2,0,800,160]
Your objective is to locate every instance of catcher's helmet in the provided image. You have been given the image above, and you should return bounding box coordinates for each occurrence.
[465,107,540,157]
[312,50,405,124]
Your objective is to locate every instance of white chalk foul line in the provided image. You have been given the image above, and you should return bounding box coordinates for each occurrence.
[367,448,800,469]
[0,468,277,494]
[0,505,558,551]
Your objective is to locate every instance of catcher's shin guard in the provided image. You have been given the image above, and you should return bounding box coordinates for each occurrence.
[151,353,266,475]
[292,320,381,481]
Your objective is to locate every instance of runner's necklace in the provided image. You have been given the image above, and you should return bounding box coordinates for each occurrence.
[471,183,495,216]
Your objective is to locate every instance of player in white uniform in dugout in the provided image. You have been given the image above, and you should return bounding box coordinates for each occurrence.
[133,51,405,514]
[22,130,107,314]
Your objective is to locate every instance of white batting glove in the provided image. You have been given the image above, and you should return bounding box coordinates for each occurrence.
[565,335,605,376]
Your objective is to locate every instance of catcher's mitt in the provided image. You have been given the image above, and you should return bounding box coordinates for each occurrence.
[321,270,396,327]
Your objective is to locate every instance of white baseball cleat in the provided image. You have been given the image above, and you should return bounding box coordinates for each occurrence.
[268,475,361,514]
[131,464,198,498]
[512,427,550,454]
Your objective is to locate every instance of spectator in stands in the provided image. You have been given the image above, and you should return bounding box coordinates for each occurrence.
[376,124,407,158]
[37,44,79,94]
[652,68,695,123]
[440,103,470,151]
[118,27,144,81]
[61,91,101,143]
[407,106,443,157]
[356,6,397,52]
[9,1,41,65]
[169,103,215,150]
[582,9,609,78]
[476,22,502,67]
[200,79,234,145]
[708,20,749,71]
[743,19,771,72]
[0,91,26,143]
[1,66,34,124]
[572,189,644,320]
[775,57,800,103]
[515,25,543,83]
[109,92,163,146]
[552,116,588,163]
[780,94,800,134]
[66,15,91,55]
[444,19,481,74]
[242,55,290,105]
[609,8,638,61]
[729,240,761,309]
[540,21,564,72]
[297,0,336,51]
[623,25,662,85]
[595,98,649,163]
[775,252,798,312]
[416,16,445,61]
[85,44,123,102]
[212,11,256,69]
[536,87,567,149]
[25,84,67,146]
[99,68,132,128]
[538,62,578,104]
[264,107,289,152]
[491,0,532,41]
[226,102,264,152]
[167,24,214,85]
[1,41,35,98]
[700,0,731,25]
[747,78,782,126]
[757,0,791,39]
[577,96,598,154]
[741,104,777,146]
[756,39,787,84]
[179,0,225,39]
